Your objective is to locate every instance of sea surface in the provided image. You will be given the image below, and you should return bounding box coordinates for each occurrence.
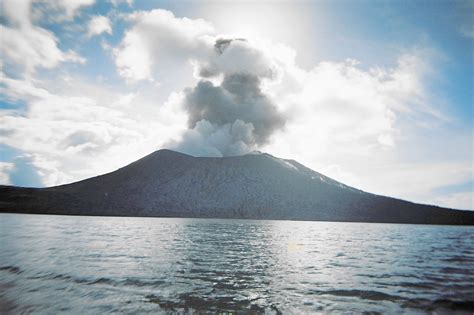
[0,213,473,314]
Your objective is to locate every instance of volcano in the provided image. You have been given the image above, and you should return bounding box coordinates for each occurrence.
[1,149,472,225]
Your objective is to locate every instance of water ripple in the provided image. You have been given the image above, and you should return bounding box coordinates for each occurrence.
[1,214,473,313]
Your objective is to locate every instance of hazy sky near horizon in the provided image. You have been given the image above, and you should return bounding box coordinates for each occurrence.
[0,0,472,210]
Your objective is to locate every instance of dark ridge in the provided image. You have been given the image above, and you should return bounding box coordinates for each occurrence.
[1,149,473,225]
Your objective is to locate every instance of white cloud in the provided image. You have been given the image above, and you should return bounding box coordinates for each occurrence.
[0,69,186,186]
[0,162,15,185]
[197,39,280,80]
[1,0,31,26]
[114,9,214,83]
[87,15,112,37]
[264,54,426,161]
[31,0,96,22]
[0,0,86,77]
[1,25,65,74]
[114,30,153,82]
[58,0,95,20]
[109,0,133,7]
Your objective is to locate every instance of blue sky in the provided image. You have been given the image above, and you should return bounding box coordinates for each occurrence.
[0,0,472,209]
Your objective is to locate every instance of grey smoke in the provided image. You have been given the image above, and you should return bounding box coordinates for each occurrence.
[169,38,285,157]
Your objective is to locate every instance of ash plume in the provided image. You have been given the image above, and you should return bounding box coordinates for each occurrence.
[169,38,285,157]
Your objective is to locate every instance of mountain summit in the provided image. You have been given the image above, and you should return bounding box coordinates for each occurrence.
[1,149,473,224]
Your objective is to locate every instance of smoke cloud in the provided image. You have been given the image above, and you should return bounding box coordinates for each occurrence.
[169,38,285,157]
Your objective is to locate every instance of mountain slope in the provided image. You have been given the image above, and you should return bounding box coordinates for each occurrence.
[1,149,473,224]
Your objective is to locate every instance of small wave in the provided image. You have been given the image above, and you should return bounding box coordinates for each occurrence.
[23,271,168,289]
[440,267,473,275]
[395,281,436,290]
[28,272,72,281]
[442,256,474,263]
[80,277,168,287]
[146,293,275,313]
[310,289,399,302]
[356,273,392,279]
[85,277,115,285]
[403,298,474,312]
[0,266,22,274]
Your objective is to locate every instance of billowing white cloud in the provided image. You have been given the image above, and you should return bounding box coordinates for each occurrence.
[87,15,112,37]
[114,9,214,82]
[197,39,280,79]
[266,55,425,159]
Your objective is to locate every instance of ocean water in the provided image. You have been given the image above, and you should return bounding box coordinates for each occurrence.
[0,214,473,314]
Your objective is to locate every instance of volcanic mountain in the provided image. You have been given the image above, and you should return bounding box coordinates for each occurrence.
[1,149,473,225]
